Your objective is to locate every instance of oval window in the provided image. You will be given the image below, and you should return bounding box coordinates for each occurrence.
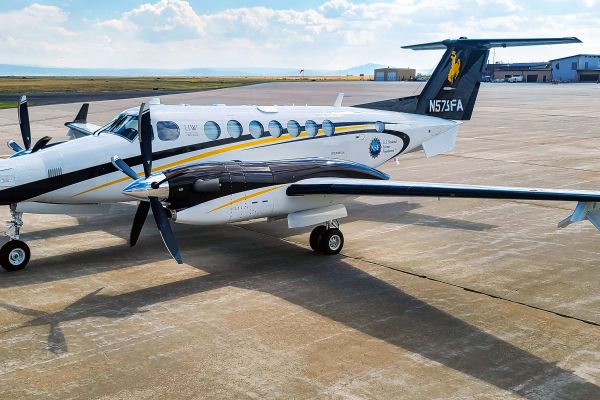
[227,120,243,138]
[305,120,318,137]
[249,120,264,139]
[157,121,180,141]
[287,120,301,137]
[375,121,385,133]
[268,120,283,138]
[323,120,335,136]
[204,121,221,140]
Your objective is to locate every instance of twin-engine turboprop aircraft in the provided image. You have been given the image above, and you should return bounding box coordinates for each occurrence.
[1,36,598,270]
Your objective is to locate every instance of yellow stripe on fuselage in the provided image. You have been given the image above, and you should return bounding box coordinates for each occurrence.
[210,185,283,213]
[73,124,372,197]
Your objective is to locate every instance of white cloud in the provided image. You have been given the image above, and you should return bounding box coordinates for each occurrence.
[0,1,598,70]
[0,3,77,58]
[475,0,522,12]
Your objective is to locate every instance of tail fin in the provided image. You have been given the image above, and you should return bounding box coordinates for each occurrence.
[355,37,581,120]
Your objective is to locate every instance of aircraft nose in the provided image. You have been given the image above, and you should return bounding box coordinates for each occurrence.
[122,173,169,200]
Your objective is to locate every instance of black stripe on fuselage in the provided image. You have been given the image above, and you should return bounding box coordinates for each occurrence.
[0,121,395,204]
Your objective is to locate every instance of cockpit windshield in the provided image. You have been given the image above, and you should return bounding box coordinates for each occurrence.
[97,114,139,141]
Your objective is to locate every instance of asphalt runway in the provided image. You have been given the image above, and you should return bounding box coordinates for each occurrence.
[0,82,599,399]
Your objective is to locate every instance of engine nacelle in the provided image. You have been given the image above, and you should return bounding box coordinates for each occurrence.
[162,159,387,225]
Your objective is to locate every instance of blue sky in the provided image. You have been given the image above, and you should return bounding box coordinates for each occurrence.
[0,0,598,70]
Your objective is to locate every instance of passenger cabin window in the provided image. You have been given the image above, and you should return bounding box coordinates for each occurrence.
[287,120,301,137]
[249,120,264,139]
[97,114,139,141]
[157,121,180,141]
[375,121,385,133]
[305,120,318,137]
[204,121,221,140]
[227,120,243,138]
[322,120,335,136]
[268,120,283,138]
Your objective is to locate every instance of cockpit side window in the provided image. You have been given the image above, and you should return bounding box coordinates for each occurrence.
[157,121,180,141]
[97,114,139,141]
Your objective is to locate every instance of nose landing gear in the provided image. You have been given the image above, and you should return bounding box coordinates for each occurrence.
[309,220,344,255]
[1,204,30,272]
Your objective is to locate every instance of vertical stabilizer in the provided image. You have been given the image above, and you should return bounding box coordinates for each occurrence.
[355,37,581,120]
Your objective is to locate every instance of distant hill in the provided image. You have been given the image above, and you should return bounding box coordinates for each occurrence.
[0,63,388,77]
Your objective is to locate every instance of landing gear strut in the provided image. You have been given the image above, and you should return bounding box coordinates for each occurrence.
[309,220,344,255]
[0,204,30,272]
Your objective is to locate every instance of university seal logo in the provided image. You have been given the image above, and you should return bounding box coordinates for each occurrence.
[369,138,382,158]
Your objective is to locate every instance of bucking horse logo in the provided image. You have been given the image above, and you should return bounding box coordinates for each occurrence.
[447,50,461,85]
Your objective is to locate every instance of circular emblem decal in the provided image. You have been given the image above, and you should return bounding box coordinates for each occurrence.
[369,137,382,158]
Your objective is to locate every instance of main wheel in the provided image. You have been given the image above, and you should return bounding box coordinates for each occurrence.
[0,240,31,272]
[319,228,344,255]
[309,225,327,252]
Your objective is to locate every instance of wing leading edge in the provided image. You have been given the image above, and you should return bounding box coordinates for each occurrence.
[287,178,600,231]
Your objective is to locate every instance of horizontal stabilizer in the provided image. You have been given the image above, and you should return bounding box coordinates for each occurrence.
[402,37,581,51]
[558,202,600,231]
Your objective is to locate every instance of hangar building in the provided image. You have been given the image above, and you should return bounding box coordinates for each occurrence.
[485,62,551,83]
[374,67,416,81]
[550,54,600,82]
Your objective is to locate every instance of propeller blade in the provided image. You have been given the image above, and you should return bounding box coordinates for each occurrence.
[138,103,153,178]
[6,140,23,153]
[18,96,32,149]
[111,156,138,180]
[149,197,182,264]
[30,136,52,153]
[130,201,150,247]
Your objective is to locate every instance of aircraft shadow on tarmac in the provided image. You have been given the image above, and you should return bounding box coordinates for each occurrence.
[0,219,597,399]
[21,200,496,250]
[0,200,495,289]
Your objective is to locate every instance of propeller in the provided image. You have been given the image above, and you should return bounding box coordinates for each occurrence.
[111,103,183,264]
[18,95,31,150]
[7,95,53,155]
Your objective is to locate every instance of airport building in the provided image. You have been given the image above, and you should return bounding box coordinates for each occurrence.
[484,62,552,83]
[549,54,600,82]
[374,67,416,81]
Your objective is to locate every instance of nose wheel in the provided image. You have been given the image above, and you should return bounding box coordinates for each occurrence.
[1,204,30,272]
[309,221,344,255]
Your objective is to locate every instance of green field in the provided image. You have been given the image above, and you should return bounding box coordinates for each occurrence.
[0,101,16,109]
[0,76,280,94]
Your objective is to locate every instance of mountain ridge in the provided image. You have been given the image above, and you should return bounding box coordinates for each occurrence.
[0,63,388,77]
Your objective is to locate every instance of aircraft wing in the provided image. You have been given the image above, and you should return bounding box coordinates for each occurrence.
[64,122,100,138]
[64,103,99,138]
[286,178,600,230]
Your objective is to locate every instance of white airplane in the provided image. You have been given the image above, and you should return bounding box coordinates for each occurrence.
[1,37,598,271]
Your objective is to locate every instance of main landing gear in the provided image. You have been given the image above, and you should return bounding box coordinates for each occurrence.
[309,220,344,255]
[0,204,30,272]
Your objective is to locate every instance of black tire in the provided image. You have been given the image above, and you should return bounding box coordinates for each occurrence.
[309,225,327,252]
[319,228,344,255]
[0,240,31,272]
